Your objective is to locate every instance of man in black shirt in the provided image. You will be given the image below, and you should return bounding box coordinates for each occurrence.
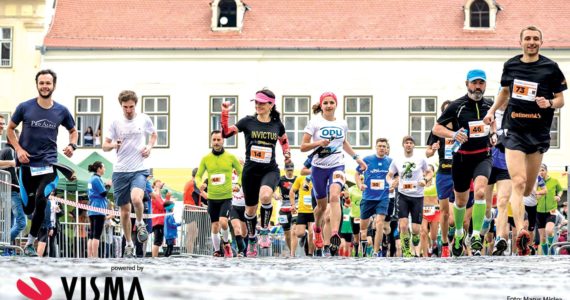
[484,25,566,255]
[433,69,496,256]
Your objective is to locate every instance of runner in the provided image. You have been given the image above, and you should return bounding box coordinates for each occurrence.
[426,100,453,257]
[102,90,157,258]
[221,89,291,257]
[300,92,366,253]
[151,179,165,258]
[433,69,496,256]
[87,161,111,258]
[275,163,297,255]
[196,130,243,257]
[355,138,392,257]
[420,165,440,257]
[289,173,315,257]
[484,25,566,255]
[387,136,432,257]
[7,69,78,257]
[536,164,563,255]
[229,167,247,257]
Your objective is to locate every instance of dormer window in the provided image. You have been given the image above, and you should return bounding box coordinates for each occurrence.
[211,0,248,32]
[470,0,489,27]
[464,0,500,30]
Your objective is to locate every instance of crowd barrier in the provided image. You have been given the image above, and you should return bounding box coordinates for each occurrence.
[0,170,19,254]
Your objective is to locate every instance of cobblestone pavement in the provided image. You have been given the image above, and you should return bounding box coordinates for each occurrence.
[1,256,569,299]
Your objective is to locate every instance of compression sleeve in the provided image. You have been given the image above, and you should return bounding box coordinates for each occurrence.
[221,109,238,138]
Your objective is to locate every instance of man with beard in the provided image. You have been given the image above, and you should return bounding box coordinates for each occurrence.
[433,69,496,256]
[7,69,78,256]
[195,130,243,257]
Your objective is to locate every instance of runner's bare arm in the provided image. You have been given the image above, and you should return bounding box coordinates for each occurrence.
[63,127,78,157]
[484,87,510,125]
[300,133,328,152]
[7,120,29,163]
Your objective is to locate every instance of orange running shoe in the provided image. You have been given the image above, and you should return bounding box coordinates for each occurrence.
[441,245,450,257]
[312,224,324,249]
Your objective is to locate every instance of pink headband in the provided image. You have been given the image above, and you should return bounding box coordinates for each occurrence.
[252,92,276,104]
[320,92,337,105]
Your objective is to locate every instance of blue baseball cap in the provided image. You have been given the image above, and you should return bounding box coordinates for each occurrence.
[466,69,486,82]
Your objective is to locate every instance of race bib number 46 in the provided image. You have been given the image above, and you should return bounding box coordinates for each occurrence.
[250,145,272,163]
[468,120,490,138]
[211,174,226,185]
[512,79,538,101]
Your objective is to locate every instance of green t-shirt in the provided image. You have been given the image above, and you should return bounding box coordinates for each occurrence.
[195,151,242,200]
[349,185,362,218]
[537,177,563,213]
[341,207,353,234]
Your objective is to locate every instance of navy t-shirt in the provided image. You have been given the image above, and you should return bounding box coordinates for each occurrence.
[11,98,75,167]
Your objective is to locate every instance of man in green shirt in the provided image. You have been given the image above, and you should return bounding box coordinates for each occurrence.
[536,163,563,255]
[196,130,243,257]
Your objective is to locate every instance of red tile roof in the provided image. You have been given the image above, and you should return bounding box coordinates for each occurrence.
[44,0,570,50]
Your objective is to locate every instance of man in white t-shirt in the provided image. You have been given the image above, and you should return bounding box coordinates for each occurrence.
[102,90,157,258]
[387,136,432,257]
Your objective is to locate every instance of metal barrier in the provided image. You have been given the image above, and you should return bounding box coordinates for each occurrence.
[0,170,22,255]
[180,205,212,256]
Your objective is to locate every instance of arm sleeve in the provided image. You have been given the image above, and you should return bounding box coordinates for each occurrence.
[195,158,206,186]
[233,156,243,185]
[278,126,290,155]
[436,102,457,126]
[221,110,239,138]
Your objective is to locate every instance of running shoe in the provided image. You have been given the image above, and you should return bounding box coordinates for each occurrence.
[124,245,135,258]
[213,250,223,257]
[470,235,483,251]
[312,224,324,249]
[259,228,271,248]
[431,246,439,257]
[529,245,537,256]
[136,223,149,243]
[223,243,233,258]
[23,245,38,257]
[376,251,385,258]
[247,238,258,257]
[314,249,323,257]
[492,238,508,256]
[481,218,492,236]
[441,245,450,258]
[323,247,331,257]
[330,233,341,249]
[472,250,482,256]
[516,229,531,256]
[452,235,465,257]
[329,244,338,256]
[402,236,412,257]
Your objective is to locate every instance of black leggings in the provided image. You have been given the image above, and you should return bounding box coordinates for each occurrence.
[241,163,280,207]
[19,166,58,237]
[89,215,106,240]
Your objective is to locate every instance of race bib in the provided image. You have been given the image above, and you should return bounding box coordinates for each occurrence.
[353,218,361,224]
[512,79,538,101]
[423,206,436,216]
[468,120,490,138]
[30,166,53,177]
[444,138,454,160]
[343,215,350,222]
[211,174,226,185]
[250,145,272,163]
[278,214,289,224]
[370,179,385,190]
[402,181,417,192]
[303,195,312,206]
[332,170,346,184]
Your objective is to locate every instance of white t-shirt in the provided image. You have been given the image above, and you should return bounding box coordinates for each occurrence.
[389,152,429,198]
[107,113,156,172]
[231,173,245,206]
[304,117,348,169]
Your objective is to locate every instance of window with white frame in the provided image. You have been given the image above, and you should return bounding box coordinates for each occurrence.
[282,96,310,147]
[75,97,102,148]
[1,27,12,67]
[470,0,490,27]
[210,96,237,148]
[409,97,437,147]
[142,96,170,148]
[550,109,560,148]
[464,0,498,30]
[0,112,9,147]
[344,96,372,148]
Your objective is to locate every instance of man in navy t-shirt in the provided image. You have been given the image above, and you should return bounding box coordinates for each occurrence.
[7,69,78,256]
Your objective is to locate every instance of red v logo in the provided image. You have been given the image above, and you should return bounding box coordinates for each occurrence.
[17,277,53,300]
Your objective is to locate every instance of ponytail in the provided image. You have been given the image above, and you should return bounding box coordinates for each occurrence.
[270,105,281,120]
[88,161,103,173]
[312,103,322,115]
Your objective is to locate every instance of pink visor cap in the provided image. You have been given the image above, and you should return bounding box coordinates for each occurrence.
[319,92,337,105]
[251,92,276,104]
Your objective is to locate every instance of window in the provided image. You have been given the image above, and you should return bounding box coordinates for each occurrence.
[470,0,490,27]
[210,96,238,148]
[282,96,310,147]
[1,27,12,67]
[0,112,9,147]
[218,0,237,27]
[75,97,102,148]
[142,96,170,148]
[344,96,372,148]
[211,0,247,31]
[550,109,560,148]
[409,97,437,147]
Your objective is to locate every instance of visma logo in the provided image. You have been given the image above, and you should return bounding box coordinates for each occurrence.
[17,277,53,300]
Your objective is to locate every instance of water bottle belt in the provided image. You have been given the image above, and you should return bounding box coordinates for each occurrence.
[457,147,490,155]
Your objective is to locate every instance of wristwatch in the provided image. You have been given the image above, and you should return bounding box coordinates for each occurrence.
[69,143,77,150]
